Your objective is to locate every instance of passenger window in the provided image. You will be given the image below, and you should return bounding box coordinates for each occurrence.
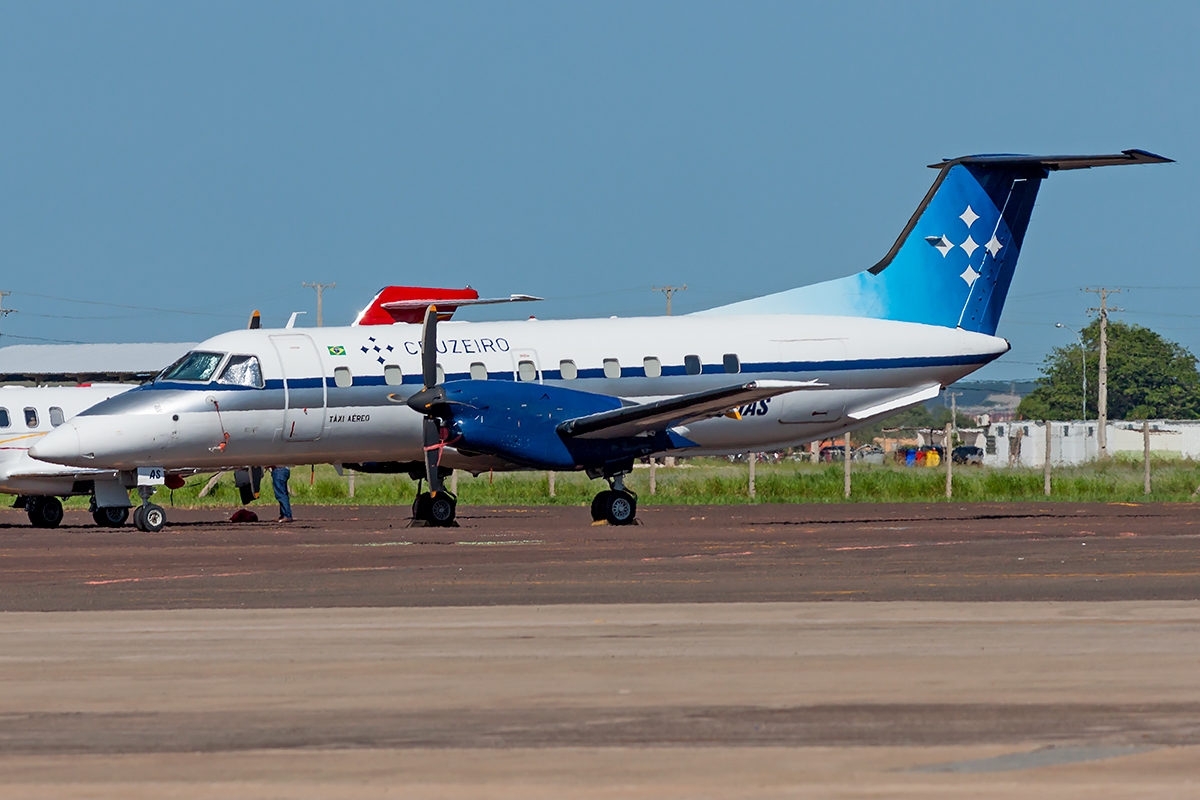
[160,351,225,382]
[684,355,702,375]
[383,364,403,386]
[436,364,445,384]
[518,360,538,382]
[24,408,38,428]
[643,357,661,378]
[333,366,353,388]
[723,353,740,374]
[0,408,8,428]
[470,362,488,381]
[559,360,578,380]
[49,407,65,427]
[216,355,264,388]
[603,359,621,379]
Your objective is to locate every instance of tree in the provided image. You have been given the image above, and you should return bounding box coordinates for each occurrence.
[1018,320,1200,420]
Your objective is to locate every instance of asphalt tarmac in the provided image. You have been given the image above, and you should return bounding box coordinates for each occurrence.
[2,502,1199,797]
[0,501,1197,610]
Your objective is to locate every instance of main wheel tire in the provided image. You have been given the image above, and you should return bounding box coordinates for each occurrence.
[141,504,166,533]
[92,507,129,528]
[238,483,257,506]
[412,492,432,522]
[428,494,456,526]
[132,505,147,532]
[604,491,637,526]
[27,497,64,529]
[590,491,610,521]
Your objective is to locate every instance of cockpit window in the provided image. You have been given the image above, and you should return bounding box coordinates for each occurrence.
[160,351,225,383]
[216,355,264,388]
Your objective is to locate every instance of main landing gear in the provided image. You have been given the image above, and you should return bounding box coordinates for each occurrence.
[24,496,65,529]
[590,472,638,526]
[132,486,167,533]
[411,487,457,527]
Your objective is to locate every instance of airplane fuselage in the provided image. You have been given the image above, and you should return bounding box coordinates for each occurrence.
[35,313,1008,472]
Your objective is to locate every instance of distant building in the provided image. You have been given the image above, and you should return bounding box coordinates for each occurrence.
[0,342,195,384]
[981,420,1200,467]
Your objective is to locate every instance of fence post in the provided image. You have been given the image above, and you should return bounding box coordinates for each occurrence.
[649,459,657,495]
[748,453,756,498]
[1144,421,1151,495]
[348,468,356,499]
[945,423,953,499]
[1044,421,1052,497]
[548,471,555,498]
[843,432,851,499]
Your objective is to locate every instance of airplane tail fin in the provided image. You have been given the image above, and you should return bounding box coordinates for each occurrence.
[704,150,1171,335]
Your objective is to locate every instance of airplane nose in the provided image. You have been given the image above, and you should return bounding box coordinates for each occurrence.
[29,423,83,465]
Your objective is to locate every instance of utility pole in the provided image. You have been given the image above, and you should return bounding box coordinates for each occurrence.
[946,391,963,445]
[651,285,687,316]
[0,291,15,339]
[1086,288,1121,458]
[843,431,851,499]
[302,282,337,327]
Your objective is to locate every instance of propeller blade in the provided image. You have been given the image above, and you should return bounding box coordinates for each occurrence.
[422,417,444,494]
[421,305,439,389]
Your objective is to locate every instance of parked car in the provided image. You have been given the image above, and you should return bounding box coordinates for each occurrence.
[819,445,846,462]
[952,445,984,466]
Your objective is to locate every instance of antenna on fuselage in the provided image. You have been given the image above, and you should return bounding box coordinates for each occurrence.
[285,311,306,329]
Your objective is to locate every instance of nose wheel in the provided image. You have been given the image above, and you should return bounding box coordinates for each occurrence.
[412,491,457,527]
[132,487,167,533]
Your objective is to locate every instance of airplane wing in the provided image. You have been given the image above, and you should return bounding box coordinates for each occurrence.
[2,467,119,482]
[558,380,822,440]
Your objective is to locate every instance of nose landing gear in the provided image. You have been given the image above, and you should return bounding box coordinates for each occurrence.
[590,472,638,526]
[132,486,167,533]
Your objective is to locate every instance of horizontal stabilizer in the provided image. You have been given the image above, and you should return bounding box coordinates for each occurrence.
[560,380,820,440]
[930,149,1173,171]
[354,286,543,326]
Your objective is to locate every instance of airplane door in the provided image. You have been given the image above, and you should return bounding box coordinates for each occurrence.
[270,334,327,441]
[775,338,848,425]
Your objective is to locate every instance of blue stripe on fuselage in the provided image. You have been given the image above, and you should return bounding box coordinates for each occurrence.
[131,352,996,393]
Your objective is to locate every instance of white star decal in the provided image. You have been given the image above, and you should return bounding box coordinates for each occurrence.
[960,266,980,287]
[960,235,979,258]
[930,235,953,257]
[960,206,979,227]
[986,235,1003,258]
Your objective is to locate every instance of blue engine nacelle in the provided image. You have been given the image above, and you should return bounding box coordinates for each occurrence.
[438,380,688,472]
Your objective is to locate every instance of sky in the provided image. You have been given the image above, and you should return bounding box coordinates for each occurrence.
[0,1,1195,381]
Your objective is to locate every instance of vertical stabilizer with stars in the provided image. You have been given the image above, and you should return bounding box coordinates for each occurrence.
[701,150,1171,336]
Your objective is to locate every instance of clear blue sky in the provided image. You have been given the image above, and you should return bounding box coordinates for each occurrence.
[0,2,1193,381]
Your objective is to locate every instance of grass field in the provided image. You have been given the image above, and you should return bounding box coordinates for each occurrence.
[95,457,1200,510]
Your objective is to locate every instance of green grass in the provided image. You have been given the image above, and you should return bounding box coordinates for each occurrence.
[78,458,1200,510]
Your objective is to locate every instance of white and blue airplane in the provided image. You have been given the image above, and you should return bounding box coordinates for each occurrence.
[31,150,1171,530]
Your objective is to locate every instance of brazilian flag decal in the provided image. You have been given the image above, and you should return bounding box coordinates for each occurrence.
[327,345,347,356]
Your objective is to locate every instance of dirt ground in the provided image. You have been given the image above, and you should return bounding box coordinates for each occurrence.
[0,501,1197,610]
[2,502,1200,797]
